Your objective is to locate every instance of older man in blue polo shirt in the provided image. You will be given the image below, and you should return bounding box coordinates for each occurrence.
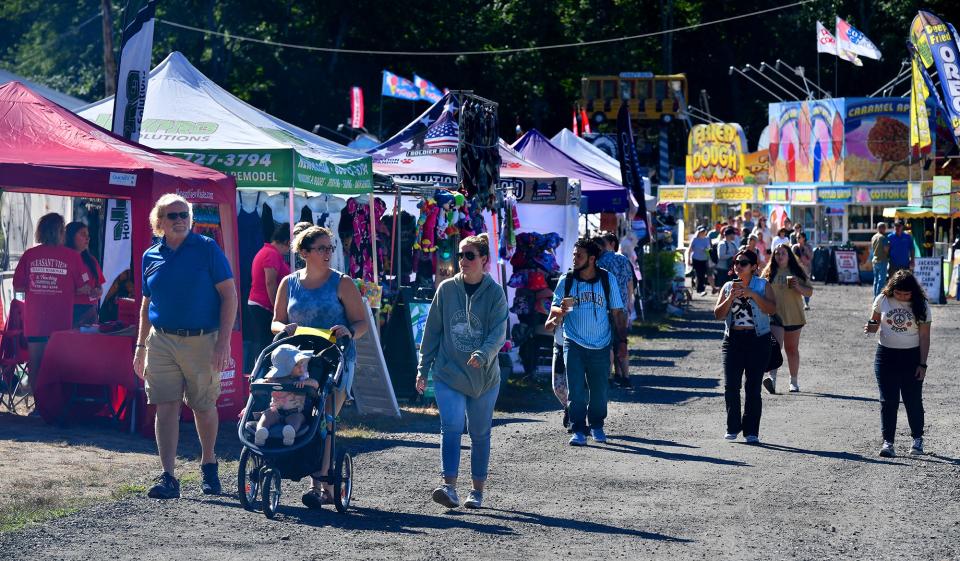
[133,194,238,500]
[887,220,914,275]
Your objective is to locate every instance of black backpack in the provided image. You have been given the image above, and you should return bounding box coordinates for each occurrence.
[708,243,719,264]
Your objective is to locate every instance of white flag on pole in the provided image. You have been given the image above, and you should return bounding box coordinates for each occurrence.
[836,17,882,61]
[111,0,157,142]
[817,21,863,66]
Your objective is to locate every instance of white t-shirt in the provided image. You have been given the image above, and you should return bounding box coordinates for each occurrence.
[872,294,931,349]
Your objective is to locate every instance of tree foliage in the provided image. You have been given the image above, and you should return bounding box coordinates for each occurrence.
[1,0,957,146]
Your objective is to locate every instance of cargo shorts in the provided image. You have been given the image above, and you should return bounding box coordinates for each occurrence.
[144,328,221,411]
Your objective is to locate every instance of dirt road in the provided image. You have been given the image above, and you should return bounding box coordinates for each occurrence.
[2,284,959,560]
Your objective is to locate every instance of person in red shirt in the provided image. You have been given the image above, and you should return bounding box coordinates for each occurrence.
[65,221,106,326]
[247,223,291,356]
[12,213,91,386]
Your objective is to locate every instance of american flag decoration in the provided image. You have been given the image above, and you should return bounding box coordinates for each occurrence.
[424,113,459,148]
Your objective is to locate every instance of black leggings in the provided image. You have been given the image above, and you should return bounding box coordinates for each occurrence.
[247,304,274,360]
[874,345,924,442]
[692,259,708,293]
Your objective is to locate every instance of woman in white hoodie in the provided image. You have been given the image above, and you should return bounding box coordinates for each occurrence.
[417,233,508,510]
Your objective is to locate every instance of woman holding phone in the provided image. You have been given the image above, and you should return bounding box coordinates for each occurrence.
[863,270,931,458]
[714,249,777,443]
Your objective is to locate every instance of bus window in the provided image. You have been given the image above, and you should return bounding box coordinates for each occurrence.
[620,80,633,100]
[603,80,616,100]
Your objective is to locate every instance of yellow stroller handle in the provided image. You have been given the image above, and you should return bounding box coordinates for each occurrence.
[293,326,337,343]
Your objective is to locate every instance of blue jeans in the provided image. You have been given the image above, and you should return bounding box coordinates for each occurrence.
[564,341,611,434]
[873,261,888,297]
[434,379,500,481]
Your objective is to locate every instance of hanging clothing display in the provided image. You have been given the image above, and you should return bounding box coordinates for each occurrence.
[192,204,224,248]
[506,231,563,377]
[237,191,264,305]
[498,194,520,260]
[261,193,311,241]
[380,210,417,284]
[457,95,501,211]
[306,194,348,273]
[342,196,387,282]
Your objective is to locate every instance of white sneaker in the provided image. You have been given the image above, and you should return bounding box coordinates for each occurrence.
[789,380,800,393]
[432,484,460,508]
[910,438,924,456]
[254,426,269,446]
[879,441,896,458]
[723,433,738,440]
[463,489,483,509]
[282,424,296,446]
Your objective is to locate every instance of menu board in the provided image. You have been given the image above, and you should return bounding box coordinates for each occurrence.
[834,250,860,284]
[914,257,944,305]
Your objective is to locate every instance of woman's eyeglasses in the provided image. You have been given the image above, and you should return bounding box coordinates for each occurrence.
[457,251,479,261]
[307,245,335,254]
[733,260,752,267]
[165,211,190,220]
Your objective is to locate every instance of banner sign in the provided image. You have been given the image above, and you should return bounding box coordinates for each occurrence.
[657,187,686,202]
[817,187,853,203]
[769,100,844,183]
[764,188,789,203]
[715,186,755,202]
[743,151,770,185]
[910,12,960,145]
[790,188,816,204]
[351,86,365,129]
[111,0,157,142]
[915,256,945,304]
[909,57,933,155]
[845,99,921,182]
[617,103,649,243]
[834,249,860,284]
[684,123,747,185]
[908,181,924,206]
[686,187,714,202]
[381,71,420,101]
[100,199,132,305]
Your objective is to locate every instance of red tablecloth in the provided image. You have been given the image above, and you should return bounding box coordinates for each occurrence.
[34,330,141,428]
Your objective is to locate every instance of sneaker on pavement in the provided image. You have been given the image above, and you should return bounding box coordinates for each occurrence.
[147,472,180,499]
[879,441,896,458]
[744,435,760,444]
[762,377,776,394]
[590,428,607,443]
[431,484,460,508]
[282,425,296,446]
[463,489,483,509]
[724,432,738,440]
[910,438,924,456]
[789,381,800,393]
[254,426,269,446]
[201,462,221,495]
[569,432,587,446]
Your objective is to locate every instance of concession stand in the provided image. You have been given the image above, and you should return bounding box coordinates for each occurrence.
[0,81,242,432]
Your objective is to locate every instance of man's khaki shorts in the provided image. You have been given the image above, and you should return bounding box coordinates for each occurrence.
[144,328,220,411]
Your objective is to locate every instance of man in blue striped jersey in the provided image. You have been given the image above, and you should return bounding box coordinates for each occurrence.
[547,239,626,446]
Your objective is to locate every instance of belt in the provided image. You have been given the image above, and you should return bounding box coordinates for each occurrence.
[155,327,217,337]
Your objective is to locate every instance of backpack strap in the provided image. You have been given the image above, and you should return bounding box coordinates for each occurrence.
[597,267,612,311]
[563,269,574,298]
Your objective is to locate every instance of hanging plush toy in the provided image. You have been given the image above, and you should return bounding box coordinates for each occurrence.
[446,193,465,237]
[413,197,440,253]
[434,190,455,241]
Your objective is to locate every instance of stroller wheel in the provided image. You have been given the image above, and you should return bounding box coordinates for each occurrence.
[237,448,263,511]
[262,469,282,519]
[333,451,353,514]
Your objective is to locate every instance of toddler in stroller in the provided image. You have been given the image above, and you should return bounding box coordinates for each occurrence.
[254,345,320,447]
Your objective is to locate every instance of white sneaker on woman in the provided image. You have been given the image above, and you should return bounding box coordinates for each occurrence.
[463,490,483,509]
[432,484,460,508]
[910,438,924,456]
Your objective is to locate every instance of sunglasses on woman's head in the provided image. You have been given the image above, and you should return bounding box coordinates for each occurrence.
[166,211,190,220]
[457,251,478,261]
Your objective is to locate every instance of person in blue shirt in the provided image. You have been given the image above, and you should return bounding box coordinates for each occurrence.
[133,194,238,500]
[547,239,626,447]
[887,220,914,275]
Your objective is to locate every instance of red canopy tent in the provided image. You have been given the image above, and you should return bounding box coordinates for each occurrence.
[0,81,244,423]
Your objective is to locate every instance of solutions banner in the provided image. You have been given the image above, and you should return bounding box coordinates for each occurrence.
[101,199,132,305]
[111,0,157,142]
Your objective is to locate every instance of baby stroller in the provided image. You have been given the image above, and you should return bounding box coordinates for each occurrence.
[237,327,354,518]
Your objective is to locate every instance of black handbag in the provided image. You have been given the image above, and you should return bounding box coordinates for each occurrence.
[766,333,784,371]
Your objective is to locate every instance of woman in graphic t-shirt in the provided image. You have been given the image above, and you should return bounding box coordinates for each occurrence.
[864,270,931,458]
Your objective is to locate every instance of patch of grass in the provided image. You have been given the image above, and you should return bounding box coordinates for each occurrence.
[111,483,146,500]
[337,424,379,440]
[0,497,86,533]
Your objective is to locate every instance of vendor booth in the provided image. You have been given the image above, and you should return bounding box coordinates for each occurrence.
[0,81,242,428]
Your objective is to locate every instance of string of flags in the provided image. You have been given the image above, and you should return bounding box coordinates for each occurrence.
[381,70,446,102]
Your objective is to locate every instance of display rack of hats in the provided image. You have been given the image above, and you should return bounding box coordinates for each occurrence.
[410,188,488,289]
[507,230,563,377]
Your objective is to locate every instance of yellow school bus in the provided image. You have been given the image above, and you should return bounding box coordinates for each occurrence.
[580,73,688,125]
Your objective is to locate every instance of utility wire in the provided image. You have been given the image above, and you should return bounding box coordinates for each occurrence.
[158,0,813,57]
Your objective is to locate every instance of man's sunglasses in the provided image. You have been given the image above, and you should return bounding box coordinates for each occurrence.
[166,211,190,220]
[733,260,753,267]
[307,245,335,254]
[457,251,480,261]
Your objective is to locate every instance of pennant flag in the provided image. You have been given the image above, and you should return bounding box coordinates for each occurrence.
[817,21,863,66]
[836,17,882,60]
[911,11,960,145]
[381,71,420,101]
[111,0,157,141]
[572,110,579,136]
[580,107,592,135]
[616,103,649,244]
[909,58,932,156]
[350,86,365,129]
[413,74,443,103]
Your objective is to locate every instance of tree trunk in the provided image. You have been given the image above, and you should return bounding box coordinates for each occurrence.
[101,0,117,96]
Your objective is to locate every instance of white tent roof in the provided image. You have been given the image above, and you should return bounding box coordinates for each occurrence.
[77,52,370,193]
[551,129,623,184]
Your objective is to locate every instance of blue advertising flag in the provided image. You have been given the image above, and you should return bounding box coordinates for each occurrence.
[381,71,420,101]
[912,12,960,145]
[616,103,649,244]
[413,75,443,103]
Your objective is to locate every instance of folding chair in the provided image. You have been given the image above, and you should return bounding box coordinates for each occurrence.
[0,300,33,414]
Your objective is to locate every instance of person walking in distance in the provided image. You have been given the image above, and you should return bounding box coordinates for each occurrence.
[715,227,739,287]
[714,249,776,444]
[596,232,634,388]
[871,222,890,297]
[761,245,813,394]
[687,227,711,297]
[546,239,626,446]
[887,220,914,275]
[864,270,931,458]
